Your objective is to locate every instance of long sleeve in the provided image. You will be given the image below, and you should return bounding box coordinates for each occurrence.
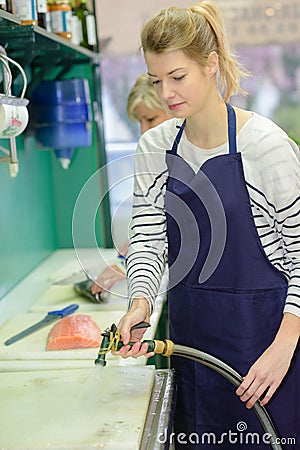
[246,132,300,316]
[242,126,300,318]
[126,127,170,312]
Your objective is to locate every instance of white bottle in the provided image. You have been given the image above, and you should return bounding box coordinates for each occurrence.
[11,0,38,25]
[71,14,82,46]
[86,14,96,47]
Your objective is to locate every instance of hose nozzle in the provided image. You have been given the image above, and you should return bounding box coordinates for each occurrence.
[94,323,118,366]
[94,322,174,366]
[94,335,110,366]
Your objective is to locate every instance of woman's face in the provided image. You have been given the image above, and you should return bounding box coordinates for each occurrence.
[133,103,170,134]
[145,49,217,119]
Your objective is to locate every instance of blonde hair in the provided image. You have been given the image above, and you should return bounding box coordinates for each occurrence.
[126,74,166,121]
[141,1,249,101]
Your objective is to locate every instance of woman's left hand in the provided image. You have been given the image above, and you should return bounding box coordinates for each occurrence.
[237,312,299,409]
[236,340,294,409]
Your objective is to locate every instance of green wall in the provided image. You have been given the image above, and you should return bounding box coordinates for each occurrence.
[48,64,110,249]
[0,65,111,301]
[50,128,104,249]
[0,136,56,298]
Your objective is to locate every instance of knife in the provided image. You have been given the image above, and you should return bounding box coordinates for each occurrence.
[52,257,125,286]
[52,270,90,286]
[4,304,79,346]
[52,271,105,303]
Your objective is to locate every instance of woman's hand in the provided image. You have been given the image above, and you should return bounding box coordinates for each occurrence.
[118,240,130,257]
[236,340,293,408]
[91,265,125,294]
[236,313,299,409]
[113,298,155,359]
[91,240,129,294]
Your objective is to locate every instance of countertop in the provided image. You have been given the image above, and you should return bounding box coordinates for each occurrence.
[0,366,175,450]
[0,248,172,449]
[0,248,167,371]
[0,248,120,326]
[0,247,166,324]
[0,365,155,449]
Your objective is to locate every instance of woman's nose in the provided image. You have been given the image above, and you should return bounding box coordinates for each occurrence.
[161,82,175,100]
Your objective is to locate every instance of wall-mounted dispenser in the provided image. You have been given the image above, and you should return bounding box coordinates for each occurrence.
[0,46,29,177]
[30,78,92,169]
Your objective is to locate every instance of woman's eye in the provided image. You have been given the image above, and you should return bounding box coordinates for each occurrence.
[152,80,161,86]
[174,75,185,82]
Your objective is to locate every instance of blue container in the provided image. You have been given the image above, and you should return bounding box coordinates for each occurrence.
[35,122,92,148]
[31,78,91,106]
[31,78,92,154]
[32,104,91,123]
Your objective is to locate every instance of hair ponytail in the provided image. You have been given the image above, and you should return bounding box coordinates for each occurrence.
[192,2,249,100]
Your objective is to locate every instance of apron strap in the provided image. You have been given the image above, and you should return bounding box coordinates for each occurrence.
[171,120,186,153]
[170,104,237,155]
[226,103,237,154]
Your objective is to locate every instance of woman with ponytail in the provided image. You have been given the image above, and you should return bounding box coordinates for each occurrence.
[116,2,299,448]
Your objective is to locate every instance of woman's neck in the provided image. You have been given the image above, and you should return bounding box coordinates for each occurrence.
[185,98,229,149]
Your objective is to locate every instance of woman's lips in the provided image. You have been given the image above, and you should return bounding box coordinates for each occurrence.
[168,102,185,111]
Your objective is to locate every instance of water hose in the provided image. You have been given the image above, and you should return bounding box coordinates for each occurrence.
[172,343,282,450]
[95,323,282,450]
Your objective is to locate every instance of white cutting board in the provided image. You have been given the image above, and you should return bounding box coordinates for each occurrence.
[30,281,128,312]
[0,365,155,449]
[0,310,125,361]
[47,249,118,284]
[36,250,129,311]
[0,309,153,370]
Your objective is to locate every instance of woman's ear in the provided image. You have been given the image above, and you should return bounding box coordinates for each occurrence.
[206,51,219,77]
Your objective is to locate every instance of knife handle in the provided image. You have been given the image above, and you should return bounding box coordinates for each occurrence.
[47,304,79,317]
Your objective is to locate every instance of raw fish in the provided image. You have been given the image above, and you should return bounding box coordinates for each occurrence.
[46,314,102,350]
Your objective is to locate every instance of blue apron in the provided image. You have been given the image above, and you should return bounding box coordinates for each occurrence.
[165,104,299,449]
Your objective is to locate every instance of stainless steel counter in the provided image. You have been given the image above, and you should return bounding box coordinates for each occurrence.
[141,369,176,450]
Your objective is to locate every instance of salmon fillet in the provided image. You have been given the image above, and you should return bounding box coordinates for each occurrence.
[46,314,102,350]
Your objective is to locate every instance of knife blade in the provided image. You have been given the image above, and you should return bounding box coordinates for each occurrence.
[4,304,79,346]
[51,260,121,286]
[52,270,90,286]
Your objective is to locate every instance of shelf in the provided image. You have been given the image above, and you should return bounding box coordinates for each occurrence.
[0,8,113,246]
[0,10,100,62]
[0,10,101,95]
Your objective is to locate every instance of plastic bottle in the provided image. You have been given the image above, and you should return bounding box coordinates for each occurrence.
[11,0,38,25]
[36,0,47,28]
[70,0,82,46]
[72,0,97,51]
[49,0,72,40]
[45,0,52,32]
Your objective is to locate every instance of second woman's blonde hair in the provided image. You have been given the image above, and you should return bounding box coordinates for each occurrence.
[126,74,166,121]
[141,1,249,101]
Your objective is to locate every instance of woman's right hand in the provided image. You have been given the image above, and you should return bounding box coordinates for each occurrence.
[91,240,130,294]
[91,264,125,294]
[114,298,154,359]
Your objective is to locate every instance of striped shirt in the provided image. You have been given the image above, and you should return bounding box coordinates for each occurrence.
[126,113,300,319]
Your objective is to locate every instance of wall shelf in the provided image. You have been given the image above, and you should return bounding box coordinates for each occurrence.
[0,10,101,95]
[0,8,113,247]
